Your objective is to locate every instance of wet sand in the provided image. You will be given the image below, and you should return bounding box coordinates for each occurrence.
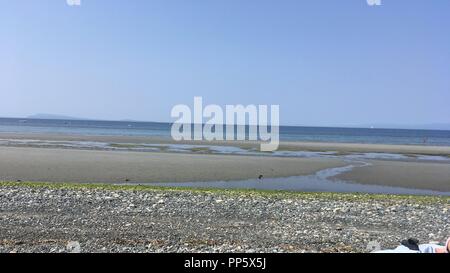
[1,132,450,156]
[0,146,345,184]
[337,160,450,192]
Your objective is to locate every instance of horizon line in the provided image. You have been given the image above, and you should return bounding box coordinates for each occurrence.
[1,116,449,131]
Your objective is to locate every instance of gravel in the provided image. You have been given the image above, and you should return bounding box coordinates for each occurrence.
[0,185,449,253]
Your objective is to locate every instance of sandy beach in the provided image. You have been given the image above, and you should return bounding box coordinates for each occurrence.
[0,133,449,193]
[337,160,450,192]
[0,146,345,184]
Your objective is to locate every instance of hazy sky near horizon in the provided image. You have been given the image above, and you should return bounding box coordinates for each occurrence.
[1,0,449,126]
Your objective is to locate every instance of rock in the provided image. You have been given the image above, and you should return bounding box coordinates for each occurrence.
[366,241,381,252]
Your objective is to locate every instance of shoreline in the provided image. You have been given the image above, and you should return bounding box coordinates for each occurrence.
[2,181,449,200]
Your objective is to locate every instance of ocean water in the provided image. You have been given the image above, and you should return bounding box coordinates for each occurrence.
[1,117,450,146]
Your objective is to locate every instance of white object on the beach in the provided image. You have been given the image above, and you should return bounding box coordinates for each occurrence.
[66,241,81,253]
[373,243,444,254]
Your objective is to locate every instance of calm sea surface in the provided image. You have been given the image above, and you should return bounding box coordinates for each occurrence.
[1,118,450,146]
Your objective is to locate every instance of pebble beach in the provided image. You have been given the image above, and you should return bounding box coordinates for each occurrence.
[1,183,448,253]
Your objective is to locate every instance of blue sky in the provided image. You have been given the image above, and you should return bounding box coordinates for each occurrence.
[1,0,449,127]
